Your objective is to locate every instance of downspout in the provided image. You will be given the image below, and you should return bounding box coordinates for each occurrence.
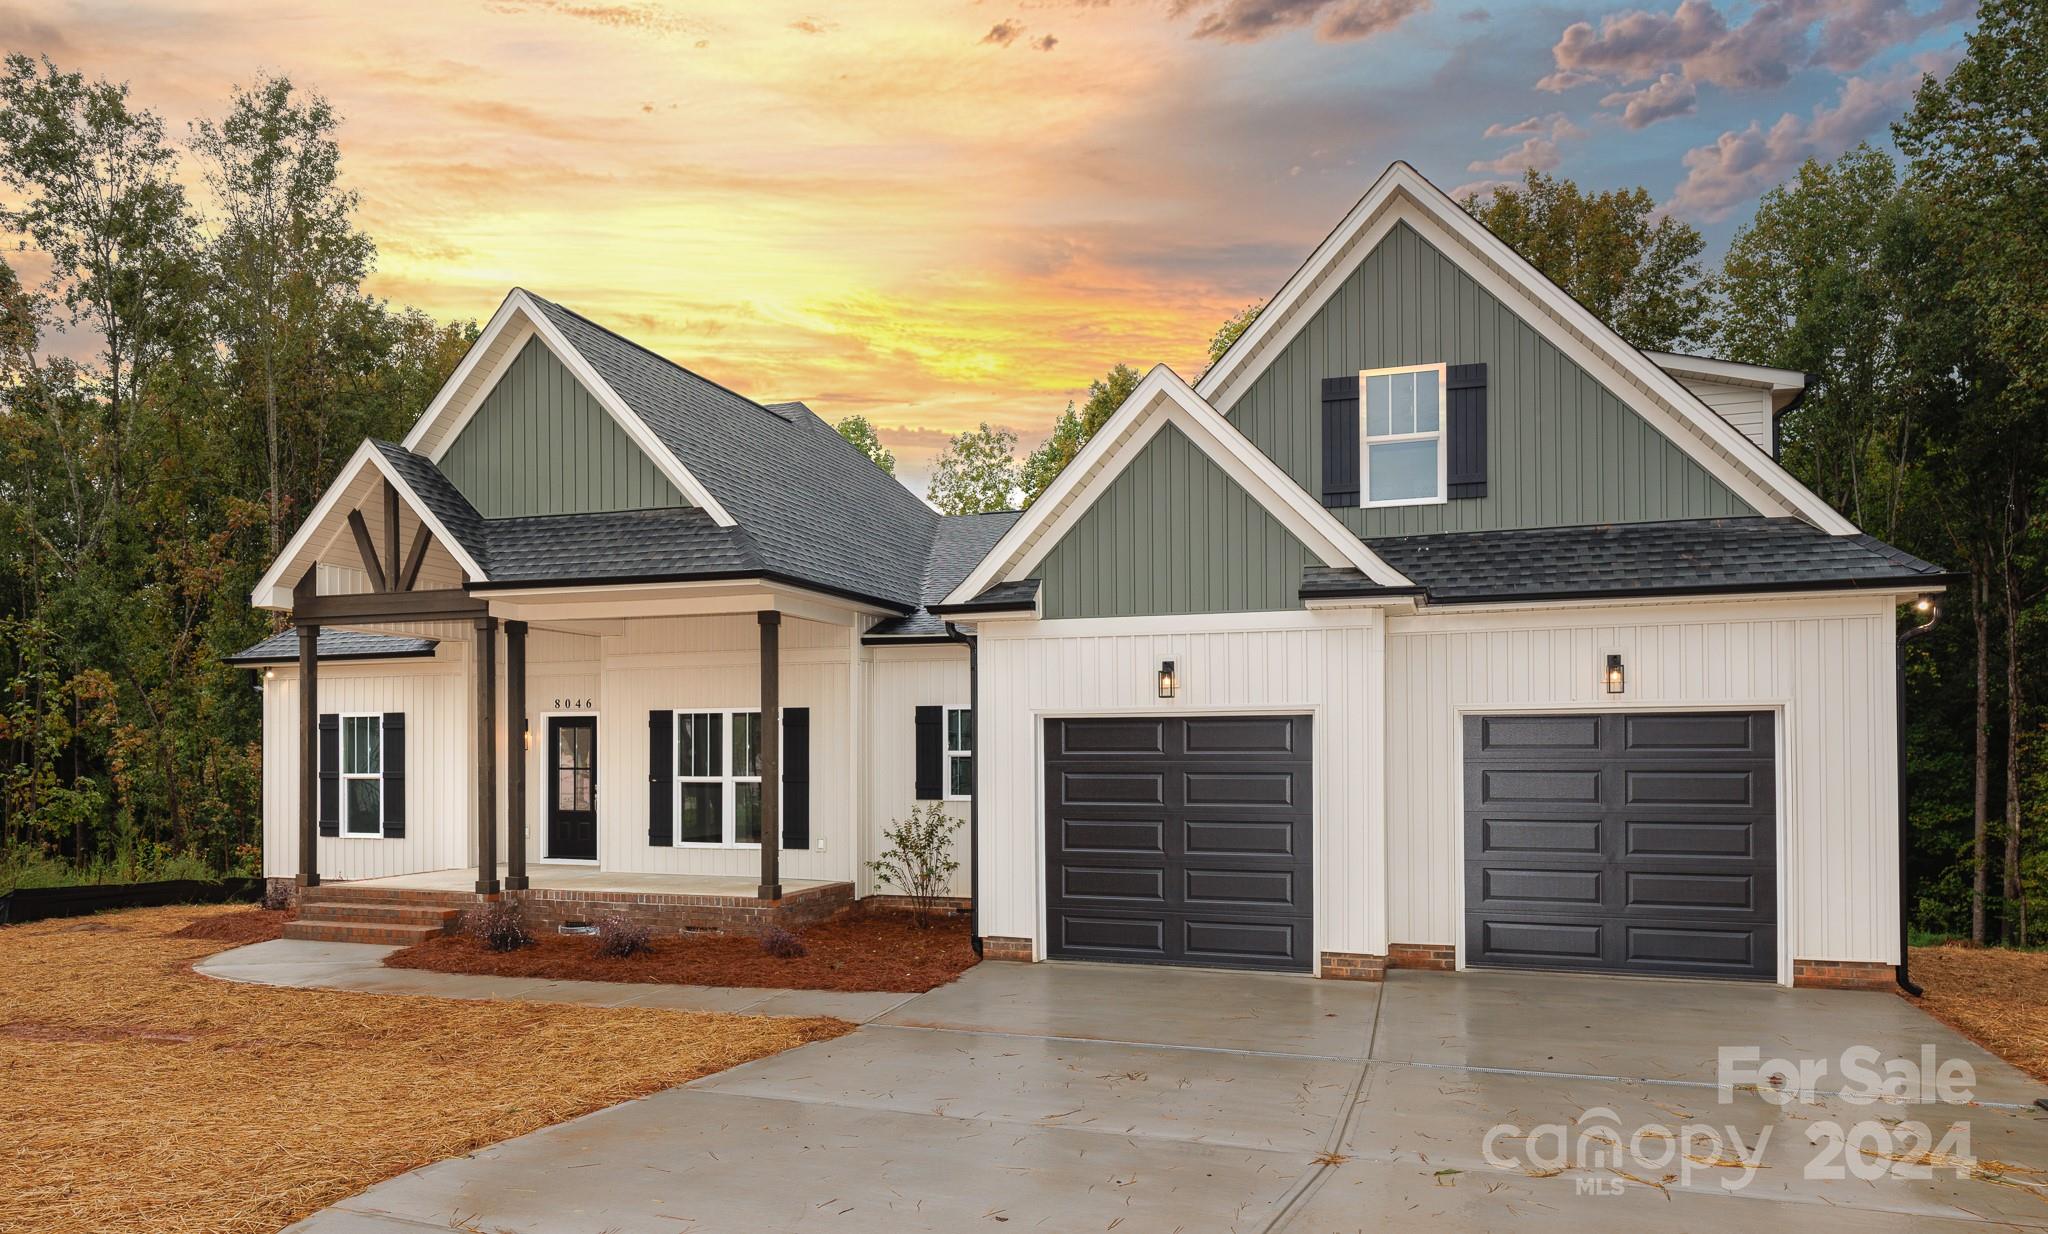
[1896,594,1942,997]
[945,620,983,958]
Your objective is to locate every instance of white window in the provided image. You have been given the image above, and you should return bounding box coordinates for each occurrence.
[945,706,973,800]
[340,714,383,836]
[674,709,768,847]
[1361,362,1446,507]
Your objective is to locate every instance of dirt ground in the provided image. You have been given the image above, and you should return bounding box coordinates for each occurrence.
[389,905,980,993]
[0,904,850,1234]
[1907,943,2048,1082]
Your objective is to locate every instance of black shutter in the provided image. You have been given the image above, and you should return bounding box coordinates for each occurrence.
[782,708,810,851]
[1446,363,1488,499]
[914,705,943,800]
[1320,375,1361,507]
[647,710,673,846]
[317,713,340,837]
[381,712,406,839]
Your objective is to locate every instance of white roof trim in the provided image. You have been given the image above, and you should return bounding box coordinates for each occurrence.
[1196,162,1856,536]
[249,441,492,610]
[943,365,1411,607]
[399,289,736,528]
[1643,351,1805,393]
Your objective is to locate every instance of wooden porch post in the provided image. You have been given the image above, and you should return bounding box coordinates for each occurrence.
[297,622,320,887]
[758,610,782,901]
[474,615,501,895]
[504,620,528,892]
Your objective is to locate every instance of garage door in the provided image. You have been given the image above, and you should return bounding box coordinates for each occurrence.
[1044,715,1312,971]
[1464,711,1777,980]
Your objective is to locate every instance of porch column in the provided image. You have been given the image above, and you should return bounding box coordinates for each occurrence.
[504,620,529,891]
[758,610,781,901]
[296,622,320,887]
[474,615,500,895]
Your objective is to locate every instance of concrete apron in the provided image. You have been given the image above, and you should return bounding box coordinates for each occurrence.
[276,961,2048,1234]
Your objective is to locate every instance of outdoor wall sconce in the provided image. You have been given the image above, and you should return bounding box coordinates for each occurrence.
[1158,660,1177,699]
[1604,654,1626,695]
[522,719,533,752]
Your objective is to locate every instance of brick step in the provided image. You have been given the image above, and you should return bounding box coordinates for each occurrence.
[297,901,462,927]
[300,886,475,908]
[282,919,450,947]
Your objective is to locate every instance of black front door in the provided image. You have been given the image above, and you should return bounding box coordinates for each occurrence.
[548,716,598,860]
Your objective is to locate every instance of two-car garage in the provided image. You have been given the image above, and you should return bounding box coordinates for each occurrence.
[1039,709,1779,982]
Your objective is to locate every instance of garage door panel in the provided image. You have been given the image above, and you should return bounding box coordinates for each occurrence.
[1465,712,1777,981]
[1056,720,1167,756]
[1047,716,1311,972]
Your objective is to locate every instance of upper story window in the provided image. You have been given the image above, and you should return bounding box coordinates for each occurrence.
[1361,362,1446,507]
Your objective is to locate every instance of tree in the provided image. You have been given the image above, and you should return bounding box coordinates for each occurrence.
[927,423,1019,515]
[1020,362,1141,507]
[1463,168,1708,352]
[192,73,375,555]
[1202,302,1261,376]
[833,414,895,475]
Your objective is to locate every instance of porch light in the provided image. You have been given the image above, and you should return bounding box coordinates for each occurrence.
[522,719,533,752]
[1604,654,1626,695]
[1158,660,1177,699]
[264,667,275,681]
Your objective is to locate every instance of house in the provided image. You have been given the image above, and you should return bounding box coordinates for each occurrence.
[237,162,1953,987]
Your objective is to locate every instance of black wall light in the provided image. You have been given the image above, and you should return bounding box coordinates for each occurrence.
[1158,660,1177,698]
[1604,654,1625,694]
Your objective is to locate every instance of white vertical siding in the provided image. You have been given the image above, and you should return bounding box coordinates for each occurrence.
[1679,377,1774,455]
[1385,594,1899,968]
[862,645,972,897]
[975,610,1387,962]
[261,651,471,881]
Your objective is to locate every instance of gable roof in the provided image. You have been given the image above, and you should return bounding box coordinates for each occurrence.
[942,365,1412,608]
[1196,162,1856,536]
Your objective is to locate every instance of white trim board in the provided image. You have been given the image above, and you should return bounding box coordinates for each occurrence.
[399,289,735,528]
[1195,162,1855,536]
[943,365,1413,606]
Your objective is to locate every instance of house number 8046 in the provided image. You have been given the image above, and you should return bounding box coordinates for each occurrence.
[554,698,592,710]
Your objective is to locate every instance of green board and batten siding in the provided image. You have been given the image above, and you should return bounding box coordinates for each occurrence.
[1034,423,1315,619]
[1222,221,1754,537]
[438,337,687,517]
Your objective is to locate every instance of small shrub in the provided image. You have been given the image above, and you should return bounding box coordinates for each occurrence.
[594,913,653,958]
[759,925,808,958]
[464,899,532,952]
[867,802,964,927]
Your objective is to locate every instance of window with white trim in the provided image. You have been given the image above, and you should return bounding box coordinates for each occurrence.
[674,710,767,847]
[1361,362,1446,506]
[341,714,383,836]
[945,706,973,800]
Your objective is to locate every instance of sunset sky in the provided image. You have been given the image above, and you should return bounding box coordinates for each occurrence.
[10,0,1976,486]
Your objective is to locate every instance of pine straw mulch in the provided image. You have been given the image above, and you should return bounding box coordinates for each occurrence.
[0,903,851,1234]
[1906,943,2048,1082]
[388,904,979,993]
[167,906,292,945]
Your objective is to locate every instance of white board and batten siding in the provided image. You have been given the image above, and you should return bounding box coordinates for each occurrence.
[1385,592,1900,969]
[863,644,973,899]
[1678,377,1774,456]
[260,649,471,881]
[974,610,1389,962]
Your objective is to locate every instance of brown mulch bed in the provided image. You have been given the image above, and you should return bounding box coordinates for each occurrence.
[167,906,291,945]
[0,904,850,1234]
[388,905,980,993]
[1906,943,2048,1081]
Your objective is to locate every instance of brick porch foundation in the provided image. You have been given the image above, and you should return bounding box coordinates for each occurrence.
[980,936,1033,962]
[282,879,853,944]
[1318,952,1387,981]
[1388,942,1457,971]
[1792,958,1895,990]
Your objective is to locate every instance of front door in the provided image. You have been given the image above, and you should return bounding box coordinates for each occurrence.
[548,716,598,860]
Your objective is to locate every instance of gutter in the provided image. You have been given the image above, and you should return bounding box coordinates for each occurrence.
[1415,573,1966,608]
[1896,593,1943,997]
[944,620,983,959]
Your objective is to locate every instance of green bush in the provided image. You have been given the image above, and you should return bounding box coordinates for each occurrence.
[867,803,964,927]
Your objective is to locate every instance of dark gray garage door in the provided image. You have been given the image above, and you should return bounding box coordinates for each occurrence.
[1464,711,1777,980]
[1045,715,1312,971]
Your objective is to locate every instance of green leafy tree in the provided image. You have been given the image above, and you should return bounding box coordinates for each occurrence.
[1202,302,1261,376]
[833,414,895,475]
[1463,168,1709,352]
[1020,362,1141,507]
[927,423,1019,515]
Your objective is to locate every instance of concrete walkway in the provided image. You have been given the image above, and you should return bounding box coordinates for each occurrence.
[258,957,2047,1234]
[196,937,921,1022]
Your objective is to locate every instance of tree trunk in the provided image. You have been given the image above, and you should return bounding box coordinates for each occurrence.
[2003,552,2026,946]
[1973,570,1991,944]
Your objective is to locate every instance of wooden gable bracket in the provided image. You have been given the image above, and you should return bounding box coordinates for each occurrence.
[345,481,437,594]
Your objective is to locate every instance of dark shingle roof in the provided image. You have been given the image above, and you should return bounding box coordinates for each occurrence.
[479,507,759,585]
[865,511,1023,639]
[1344,517,1951,605]
[226,629,439,665]
[524,294,938,608]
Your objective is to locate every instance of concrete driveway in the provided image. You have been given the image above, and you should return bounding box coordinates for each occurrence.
[290,963,2048,1233]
